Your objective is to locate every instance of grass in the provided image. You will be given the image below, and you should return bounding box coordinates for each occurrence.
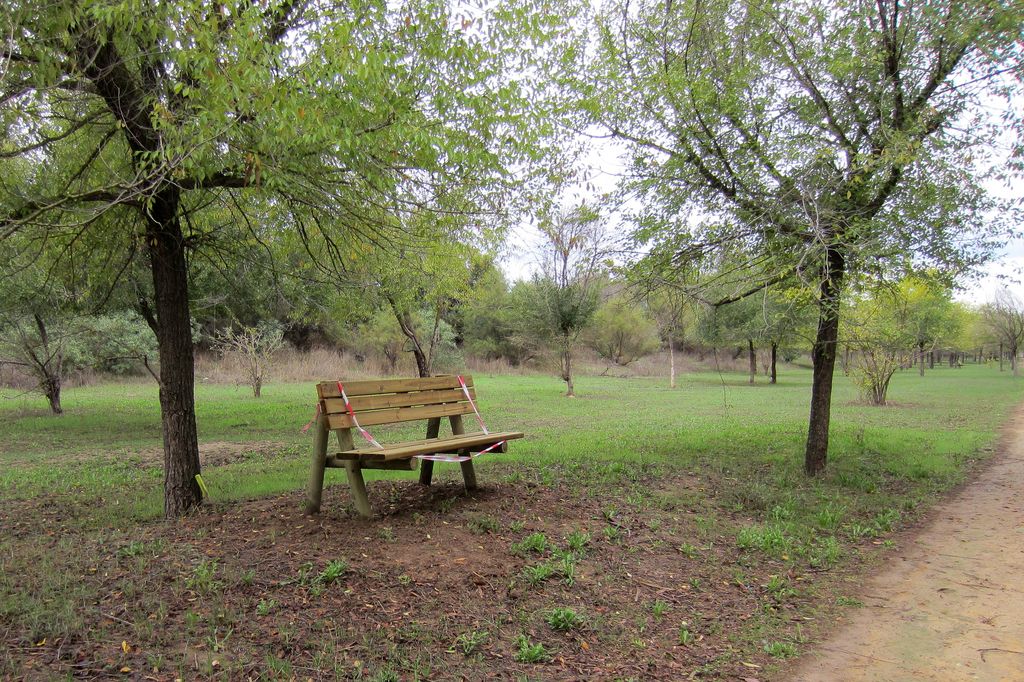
[1,363,1021,677]
[2,366,1016,531]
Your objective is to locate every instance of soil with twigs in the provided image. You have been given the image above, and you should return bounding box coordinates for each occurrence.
[0,466,861,680]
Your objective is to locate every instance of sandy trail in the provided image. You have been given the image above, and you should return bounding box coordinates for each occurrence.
[792,406,1024,681]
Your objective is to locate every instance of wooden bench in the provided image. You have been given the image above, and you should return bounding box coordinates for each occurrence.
[305,375,524,517]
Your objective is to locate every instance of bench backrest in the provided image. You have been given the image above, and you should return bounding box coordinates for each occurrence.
[316,375,477,430]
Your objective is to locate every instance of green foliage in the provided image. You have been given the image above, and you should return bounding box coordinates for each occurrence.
[764,641,797,659]
[511,533,549,556]
[453,630,488,656]
[588,295,660,365]
[82,313,158,375]
[316,560,349,585]
[572,0,1023,471]
[461,268,539,365]
[466,515,500,534]
[514,634,551,663]
[522,562,555,586]
[545,607,584,631]
[565,530,591,555]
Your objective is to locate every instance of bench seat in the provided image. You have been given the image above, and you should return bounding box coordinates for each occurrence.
[336,431,525,461]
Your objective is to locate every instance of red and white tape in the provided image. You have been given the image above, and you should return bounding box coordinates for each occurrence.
[417,376,505,462]
[415,439,505,463]
[458,375,489,435]
[337,380,383,448]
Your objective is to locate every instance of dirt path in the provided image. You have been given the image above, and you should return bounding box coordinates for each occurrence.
[792,406,1024,681]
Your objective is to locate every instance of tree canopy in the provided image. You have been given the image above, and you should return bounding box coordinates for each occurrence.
[567,0,1024,473]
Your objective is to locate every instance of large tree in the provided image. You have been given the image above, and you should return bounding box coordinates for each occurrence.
[2,0,558,515]
[574,0,1022,473]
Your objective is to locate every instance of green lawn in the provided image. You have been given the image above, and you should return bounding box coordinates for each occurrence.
[1,364,1018,528]
[1,363,1021,679]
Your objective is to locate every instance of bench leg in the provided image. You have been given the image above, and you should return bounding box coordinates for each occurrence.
[419,417,442,486]
[305,417,329,514]
[344,460,373,517]
[418,459,435,486]
[448,415,478,491]
[460,455,478,491]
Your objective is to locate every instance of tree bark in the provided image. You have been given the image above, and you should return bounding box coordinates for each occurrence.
[42,374,63,415]
[1000,342,1004,372]
[747,339,756,384]
[919,343,926,376]
[388,299,431,378]
[147,187,203,517]
[669,338,676,389]
[30,314,63,415]
[562,343,575,397]
[929,350,935,370]
[770,341,778,385]
[805,247,845,476]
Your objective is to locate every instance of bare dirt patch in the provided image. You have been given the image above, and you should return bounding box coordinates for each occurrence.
[3,471,814,680]
[136,440,287,468]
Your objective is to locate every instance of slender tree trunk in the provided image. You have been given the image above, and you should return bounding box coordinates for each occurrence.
[747,339,756,384]
[929,350,935,370]
[770,341,778,385]
[1013,345,1019,377]
[147,188,202,518]
[919,343,925,376]
[805,247,845,476]
[1000,342,1004,372]
[562,344,575,397]
[669,339,676,389]
[388,298,431,378]
[411,347,430,378]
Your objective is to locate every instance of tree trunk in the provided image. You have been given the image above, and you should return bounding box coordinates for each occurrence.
[929,350,935,370]
[669,339,676,389]
[411,346,430,378]
[747,339,756,384]
[1000,342,1004,372]
[562,345,575,397]
[30,314,64,415]
[148,188,203,518]
[388,299,431,378]
[918,344,925,376]
[805,247,845,476]
[42,374,63,415]
[1013,345,1019,377]
[770,341,778,384]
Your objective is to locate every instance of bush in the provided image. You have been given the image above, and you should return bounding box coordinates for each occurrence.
[83,312,158,375]
[588,296,660,365]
